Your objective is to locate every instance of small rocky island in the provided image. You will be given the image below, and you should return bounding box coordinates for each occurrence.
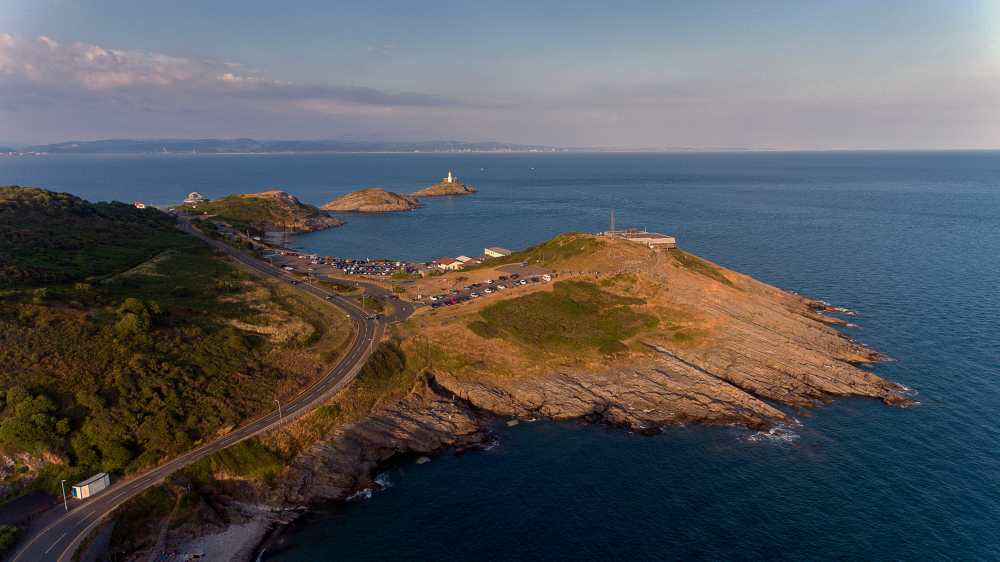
[411,171,477,197]
[181,190,344,233]
[321,187,422,213]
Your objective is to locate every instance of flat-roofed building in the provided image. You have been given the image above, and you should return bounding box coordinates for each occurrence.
[485,246,512,258]
[612,229,677,249]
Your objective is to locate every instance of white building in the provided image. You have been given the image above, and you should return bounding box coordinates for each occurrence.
[72,473,111,499]
[445,171,455,184]
[616,229,677,249]
[183,191,207,205]
[485,246,512,258]
[434,257,465,271]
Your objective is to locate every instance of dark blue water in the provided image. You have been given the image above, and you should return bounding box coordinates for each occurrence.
[4,152,999,559]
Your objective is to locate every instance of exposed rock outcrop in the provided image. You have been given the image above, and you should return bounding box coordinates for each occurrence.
[410,179,476,197]
[276,375,486,504]
[321,188,422,213]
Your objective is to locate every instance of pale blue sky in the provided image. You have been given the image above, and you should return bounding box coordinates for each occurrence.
[1,0,997,147]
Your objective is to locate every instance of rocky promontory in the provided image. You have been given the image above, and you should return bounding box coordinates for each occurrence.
[156,233,913,560]
[285,235,908,489]
[182,190,344,233]
[321,188,422,213]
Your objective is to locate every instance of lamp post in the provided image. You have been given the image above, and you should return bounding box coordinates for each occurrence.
[274,399,283,425]
[60,479,68,511]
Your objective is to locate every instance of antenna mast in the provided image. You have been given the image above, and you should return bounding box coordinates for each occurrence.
[610,208,615,236]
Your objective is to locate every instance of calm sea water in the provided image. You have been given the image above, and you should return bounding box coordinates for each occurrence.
[4,152,999,560]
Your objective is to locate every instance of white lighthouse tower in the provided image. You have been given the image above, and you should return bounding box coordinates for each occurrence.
[445,171,454,184]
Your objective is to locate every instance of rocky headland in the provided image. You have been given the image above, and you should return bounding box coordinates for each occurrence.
[157,233,910,561]
[321,188,422,213]
[182,190,344,233]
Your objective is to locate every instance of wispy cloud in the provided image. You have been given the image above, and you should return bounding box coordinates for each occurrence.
[0,34,468,113]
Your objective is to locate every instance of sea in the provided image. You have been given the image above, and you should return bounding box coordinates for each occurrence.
[3,151,999,560]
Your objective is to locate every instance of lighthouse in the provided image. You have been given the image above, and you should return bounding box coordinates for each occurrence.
[445,171,454,184]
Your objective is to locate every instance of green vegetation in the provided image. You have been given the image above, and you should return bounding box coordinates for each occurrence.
[0,187,349,501]
[188,439,283,483]
[314,278,359,294]
[475,233,606,268]
[181,192,326,234]
[106,485,178,555]
[358,295,385,313]
[670,250,735,287]
[0,186,183,287]
[473,280,658,355]
[293,341,418,443]
[0,524,21,555]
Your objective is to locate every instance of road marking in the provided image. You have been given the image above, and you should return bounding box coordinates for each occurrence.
[44,533,67,554]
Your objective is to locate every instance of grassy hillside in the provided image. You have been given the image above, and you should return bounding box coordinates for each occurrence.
[0,187,183,287]
[476,233,606,268]
[181,190,342,233]
[470,280,658,355]
[0,187,350,500]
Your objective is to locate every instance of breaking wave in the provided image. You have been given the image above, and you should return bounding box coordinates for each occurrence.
[346,488,373,501]
[743,423,800,444]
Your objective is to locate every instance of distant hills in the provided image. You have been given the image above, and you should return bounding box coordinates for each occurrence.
[16,138,566,155]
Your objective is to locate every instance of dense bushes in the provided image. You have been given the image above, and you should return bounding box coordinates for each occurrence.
[0,525,21,555]
[0,186,184,287]
[0,389,70,454]
[0,188,310,477]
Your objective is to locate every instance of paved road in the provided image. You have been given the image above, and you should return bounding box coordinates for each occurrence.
[10,218,412,562]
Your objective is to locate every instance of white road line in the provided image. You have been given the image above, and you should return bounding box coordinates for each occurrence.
[44,533,67,554]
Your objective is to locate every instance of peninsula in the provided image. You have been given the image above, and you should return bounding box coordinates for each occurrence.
[180,190,344,233]
[2,192,910,562]
[411,171,477,197]
[157,231,907,560]
[322,188,422,213]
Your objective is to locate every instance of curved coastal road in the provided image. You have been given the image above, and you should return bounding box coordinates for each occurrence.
[10,218,411,562]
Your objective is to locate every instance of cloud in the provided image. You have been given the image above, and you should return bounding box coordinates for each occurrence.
[0,34,468,113]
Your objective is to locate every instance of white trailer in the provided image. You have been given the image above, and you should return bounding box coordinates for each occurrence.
[71,472,111,499]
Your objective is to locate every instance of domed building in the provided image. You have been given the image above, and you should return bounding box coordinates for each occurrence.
[183,191,207,205]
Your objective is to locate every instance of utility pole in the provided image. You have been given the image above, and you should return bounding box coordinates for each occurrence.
[60,479,68,511]
[610,208,616,236]
[274,399,283,425]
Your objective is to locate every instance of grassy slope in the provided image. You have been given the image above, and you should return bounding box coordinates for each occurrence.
[470,233,606,269]
[0,186,183,288]
[181,193,323,232]
[471,280,658,355]
[0,187,350,501]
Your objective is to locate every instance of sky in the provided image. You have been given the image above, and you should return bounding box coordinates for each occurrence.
[1,0,998,149]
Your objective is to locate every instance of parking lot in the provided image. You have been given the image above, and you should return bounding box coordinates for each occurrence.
[423,271,552,308]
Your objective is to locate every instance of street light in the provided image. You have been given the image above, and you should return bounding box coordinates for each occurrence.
[60,479,68,511]
[274,399,283,425]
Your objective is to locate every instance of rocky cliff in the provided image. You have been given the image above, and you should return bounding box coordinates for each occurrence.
[321,188,422,213]
[268,235,909,504]
[165,235,913,560]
